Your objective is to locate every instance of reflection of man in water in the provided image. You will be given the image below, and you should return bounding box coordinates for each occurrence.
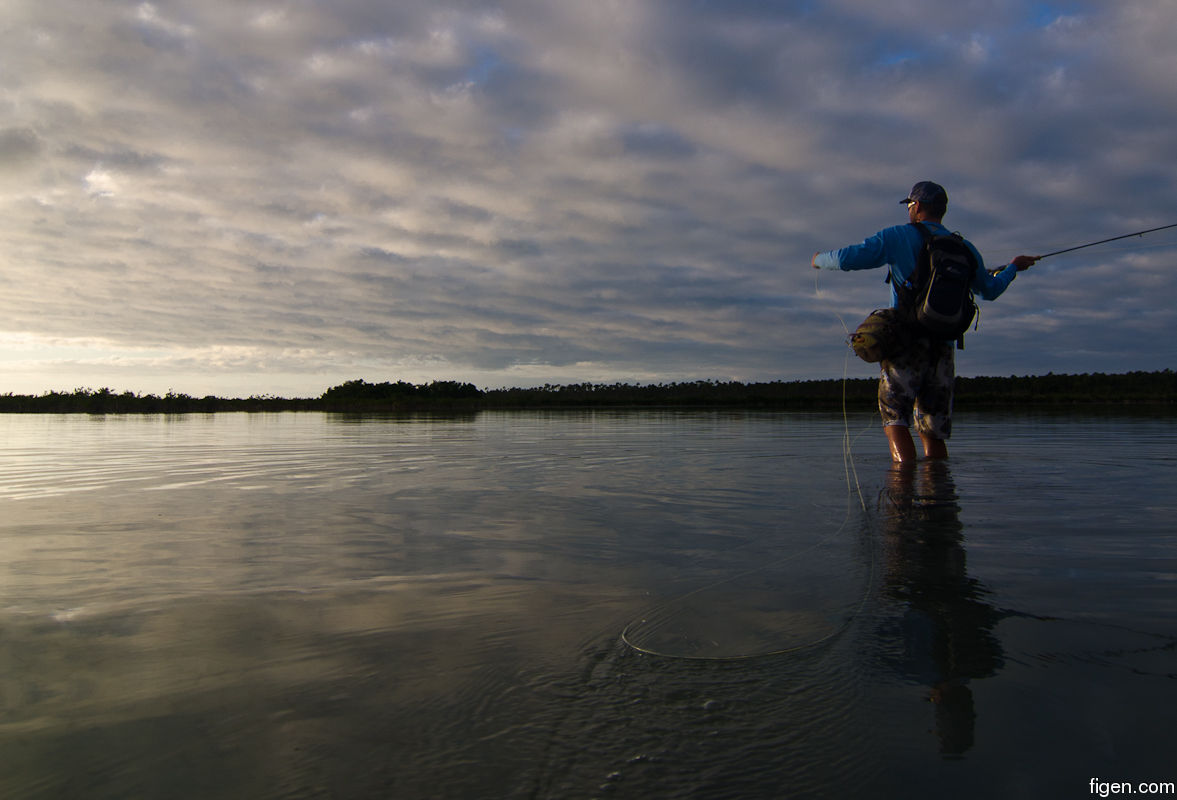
[879,461,1005,756]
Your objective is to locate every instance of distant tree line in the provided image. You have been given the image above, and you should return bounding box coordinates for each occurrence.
[319,379,482,411]
[953,371,1177,406]
[0,370,1172,414]
[0,388,318,414]
[479,379,876,409]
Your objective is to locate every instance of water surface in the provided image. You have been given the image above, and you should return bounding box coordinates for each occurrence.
[1,411,1174,798]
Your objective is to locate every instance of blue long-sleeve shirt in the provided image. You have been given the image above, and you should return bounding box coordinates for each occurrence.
[813,221,1017,307]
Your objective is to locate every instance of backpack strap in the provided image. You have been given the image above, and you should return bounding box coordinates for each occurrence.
[910,221,933,263]
[891,222,933,306]
[885,224,933,290]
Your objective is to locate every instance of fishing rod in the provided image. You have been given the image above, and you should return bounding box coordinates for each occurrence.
[1037,222,1177,259]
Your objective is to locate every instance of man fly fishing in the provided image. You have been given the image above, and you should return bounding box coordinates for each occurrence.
[812,181,1038,463]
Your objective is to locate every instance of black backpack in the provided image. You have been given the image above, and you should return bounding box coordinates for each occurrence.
[892,222,979,347]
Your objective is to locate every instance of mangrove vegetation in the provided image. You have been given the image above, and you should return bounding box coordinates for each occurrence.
[0,370,1172,414]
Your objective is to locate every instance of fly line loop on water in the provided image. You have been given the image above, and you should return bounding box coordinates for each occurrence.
[619,267,877,662]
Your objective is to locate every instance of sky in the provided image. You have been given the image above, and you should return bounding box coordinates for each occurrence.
[2,0,1176,398]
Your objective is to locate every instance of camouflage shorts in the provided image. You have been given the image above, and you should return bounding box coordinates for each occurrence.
[878,337,955,439]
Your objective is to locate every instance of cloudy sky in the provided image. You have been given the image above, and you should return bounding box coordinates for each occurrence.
[2,0,1175,397]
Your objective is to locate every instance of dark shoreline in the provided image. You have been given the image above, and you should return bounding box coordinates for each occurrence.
[1,370,1173,414]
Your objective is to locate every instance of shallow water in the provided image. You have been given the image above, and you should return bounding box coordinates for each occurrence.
[0,410,1174,798]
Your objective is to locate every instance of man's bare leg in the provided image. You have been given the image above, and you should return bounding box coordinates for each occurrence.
[885,425,917,463]
[920,433,948,460]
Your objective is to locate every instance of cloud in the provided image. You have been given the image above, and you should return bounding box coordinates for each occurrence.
[0,127,44,175]
[0,0,1173,395]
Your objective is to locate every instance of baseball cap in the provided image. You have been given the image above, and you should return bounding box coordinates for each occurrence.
[900,181,948,205]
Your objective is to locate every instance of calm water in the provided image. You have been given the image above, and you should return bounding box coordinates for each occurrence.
[1,410,1174,799]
